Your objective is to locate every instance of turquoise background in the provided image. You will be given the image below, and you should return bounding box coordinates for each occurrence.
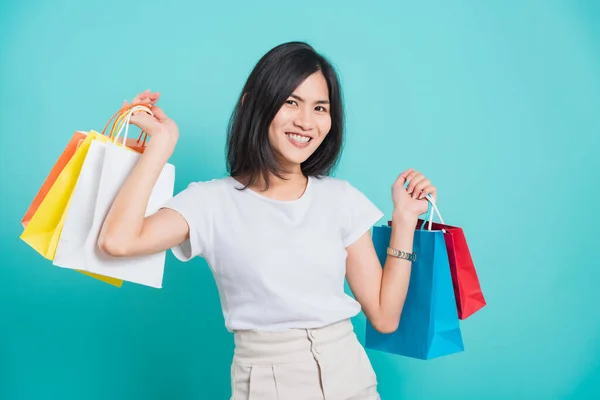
[1,0,599,399]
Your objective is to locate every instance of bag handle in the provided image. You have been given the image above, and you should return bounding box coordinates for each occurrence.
[100,104,138,136]
[113,105,153,147]
[110,111,148,147]
[100,104,149,146]
[420,194,446,231]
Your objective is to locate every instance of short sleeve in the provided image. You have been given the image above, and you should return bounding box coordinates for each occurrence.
[161,181,213,262]
[342,181,385,247]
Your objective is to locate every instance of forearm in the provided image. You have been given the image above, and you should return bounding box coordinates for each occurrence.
[97,139,173,252]
[377,212,418,331]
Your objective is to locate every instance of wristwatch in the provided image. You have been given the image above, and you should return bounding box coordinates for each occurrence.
[387,246,417,262]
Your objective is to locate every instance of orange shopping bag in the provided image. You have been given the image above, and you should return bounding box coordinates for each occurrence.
[21,105,150,287]
[21,132,87,228]
[21,106,148,229]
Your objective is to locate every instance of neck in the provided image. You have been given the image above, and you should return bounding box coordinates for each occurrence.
[265,170,305,189]
[235,168,309,201]
[255,170,307,192]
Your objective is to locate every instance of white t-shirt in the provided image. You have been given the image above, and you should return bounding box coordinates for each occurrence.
[162,175,383,332]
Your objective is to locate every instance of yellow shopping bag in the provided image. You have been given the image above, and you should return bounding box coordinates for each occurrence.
[20,131,123,287]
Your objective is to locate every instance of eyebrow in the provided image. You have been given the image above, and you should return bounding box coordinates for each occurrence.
[289,93,330,105]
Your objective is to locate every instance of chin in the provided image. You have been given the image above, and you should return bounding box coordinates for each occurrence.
[277,147,317,169]
[279,152,312,167]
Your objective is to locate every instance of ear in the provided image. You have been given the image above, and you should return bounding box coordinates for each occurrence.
[241,92,248,105]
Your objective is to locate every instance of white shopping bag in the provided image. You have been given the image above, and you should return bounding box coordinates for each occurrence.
[53,138,108,270]
[82,106,175,288]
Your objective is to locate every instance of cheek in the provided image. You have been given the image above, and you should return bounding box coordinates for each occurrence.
[269,115,285,141]
[271,108,293,131]
[319,116,332,137]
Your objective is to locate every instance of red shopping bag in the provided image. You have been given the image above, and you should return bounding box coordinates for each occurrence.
[388,218,486,320]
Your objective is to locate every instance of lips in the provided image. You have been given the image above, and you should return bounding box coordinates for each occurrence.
[285,132,312,143]
[285,132,312,148]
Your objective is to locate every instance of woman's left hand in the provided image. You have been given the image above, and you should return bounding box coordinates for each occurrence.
[392,168,437,221]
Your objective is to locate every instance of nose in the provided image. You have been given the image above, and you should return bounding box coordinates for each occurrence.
[293,107,314,131]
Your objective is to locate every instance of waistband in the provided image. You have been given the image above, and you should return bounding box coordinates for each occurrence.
[233,319,355,365]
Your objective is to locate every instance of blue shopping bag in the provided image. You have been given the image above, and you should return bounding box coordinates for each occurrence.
[365,209,464,360]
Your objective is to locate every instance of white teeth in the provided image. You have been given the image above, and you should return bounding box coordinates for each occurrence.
[287,133,310,143]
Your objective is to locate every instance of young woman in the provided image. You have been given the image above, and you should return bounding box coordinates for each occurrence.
[98,41,437,400]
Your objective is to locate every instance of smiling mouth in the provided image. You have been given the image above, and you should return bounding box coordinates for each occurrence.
[285,132,312,144]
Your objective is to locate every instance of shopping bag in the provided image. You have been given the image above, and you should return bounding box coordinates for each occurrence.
[56,191,123,287]
[20,104,149,256]
[19,130,124,286]
[21,131,87,228]
[53,138,114,275]
[20,107,132,230]
[124,135,147,153]
[76,106,175,288]
[47,105,152,287]
[388,218,486,320]
[53,127,147,282]
[20,131,112,259]
[366,197,464,360]
[20,104,155,286]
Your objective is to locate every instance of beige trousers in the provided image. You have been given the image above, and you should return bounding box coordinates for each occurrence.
[230,319,380,400]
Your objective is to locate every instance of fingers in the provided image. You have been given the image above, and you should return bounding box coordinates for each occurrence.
[418,184,436,200]
[123,91,160,124]
[116,91,168,138]
[149,105,168,121]
[129,111,159,133]
[124,90,161,110]
[406,172,425,197]
[132,89,151,105]
[413,179,430,199]
[394,168,414,187]
[147,91,160,104]
[401,169,437,200]
[426,187,437,202]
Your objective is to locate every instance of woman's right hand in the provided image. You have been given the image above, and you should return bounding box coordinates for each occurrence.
[98,90,189,258]
[122,89,180,154]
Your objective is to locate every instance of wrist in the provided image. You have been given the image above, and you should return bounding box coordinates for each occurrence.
[145,136,176,159]
[391,210,418,228]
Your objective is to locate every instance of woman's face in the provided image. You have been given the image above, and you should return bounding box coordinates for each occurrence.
[268,71,332,171]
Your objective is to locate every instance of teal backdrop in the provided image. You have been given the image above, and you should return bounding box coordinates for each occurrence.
[1,1,599,399]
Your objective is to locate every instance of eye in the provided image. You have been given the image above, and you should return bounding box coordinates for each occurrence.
[315,106,328,112]
[286,99,298,106]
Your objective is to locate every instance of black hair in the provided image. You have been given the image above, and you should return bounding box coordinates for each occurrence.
[225,41,344,189]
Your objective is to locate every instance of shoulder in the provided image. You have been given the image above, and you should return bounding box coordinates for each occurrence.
[311,175,364,197]
[313,175,381,213]
[174,176,233,202]
[185,177,231,191]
